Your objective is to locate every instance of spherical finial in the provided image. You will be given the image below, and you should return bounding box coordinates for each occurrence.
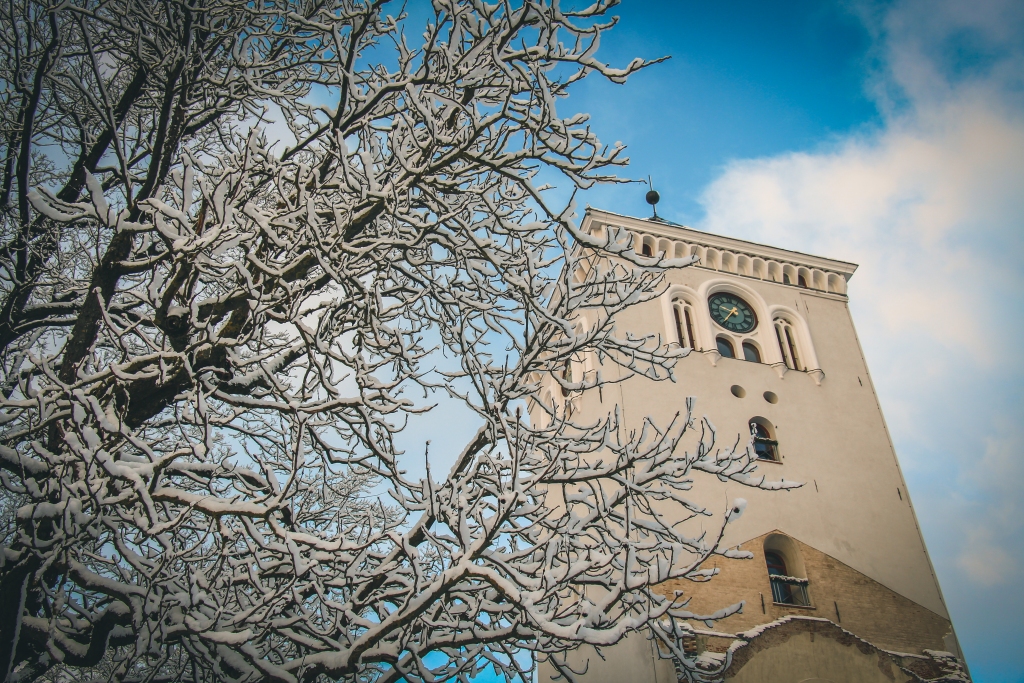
[645,189,660,206]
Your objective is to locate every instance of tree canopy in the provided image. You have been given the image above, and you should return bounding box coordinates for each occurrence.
[0,1,787,681]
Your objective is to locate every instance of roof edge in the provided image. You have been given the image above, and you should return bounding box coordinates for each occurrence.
[582,206,859,278]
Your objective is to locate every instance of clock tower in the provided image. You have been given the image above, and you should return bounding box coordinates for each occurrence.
[538,208,967,682]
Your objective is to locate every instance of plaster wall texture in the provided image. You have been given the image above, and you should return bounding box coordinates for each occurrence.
[558,209,949,620]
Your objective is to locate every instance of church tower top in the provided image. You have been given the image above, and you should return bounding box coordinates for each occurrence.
[581,206,858,295]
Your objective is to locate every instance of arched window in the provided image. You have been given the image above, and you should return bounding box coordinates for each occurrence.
[765,551,788,576]
[783,272,793,285]
[764,540,810,606]
[641,236,654,257]
[673,300,698,350]
[742,341,761,363]
[750,418,778,461]
[716,336,735,358]
[560,359,572,397]
[774,318,803,371]
[798,274,808,288]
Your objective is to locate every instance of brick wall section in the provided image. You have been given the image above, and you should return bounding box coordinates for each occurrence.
[657,531,951,655]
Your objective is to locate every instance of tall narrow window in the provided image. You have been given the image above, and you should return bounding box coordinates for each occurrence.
[717,336,735,358]
[742,342,761,363]
[798,274,808,288]
[674,306,685,346]
[641,240,653,257]
[785,327,802,370]
[774,318,803,371]
[783,273,793,285]
[685,308,697,350]
[673,300,698,349]
[560,360,572,397]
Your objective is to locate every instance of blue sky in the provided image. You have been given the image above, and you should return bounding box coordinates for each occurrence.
[555,1,1023,680]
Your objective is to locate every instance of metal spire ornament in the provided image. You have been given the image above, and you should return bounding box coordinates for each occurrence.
[646,175,661,219]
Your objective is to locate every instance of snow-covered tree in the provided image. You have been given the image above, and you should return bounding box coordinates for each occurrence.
[0,1,791,681]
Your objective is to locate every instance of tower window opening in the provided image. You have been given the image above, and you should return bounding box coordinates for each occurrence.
[560,359,572,397]
[774,318,803,371]
[673,301,698,349]
[641,237,653,257]
[783,273,793,285]
[765,551,810,606]
[717,336,735,358]
[750,419,779,461]
[798,274,808,288]
[674,306,685,346]
[742,342,761,363]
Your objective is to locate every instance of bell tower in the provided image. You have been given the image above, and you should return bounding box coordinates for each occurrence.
[539,208,966,681]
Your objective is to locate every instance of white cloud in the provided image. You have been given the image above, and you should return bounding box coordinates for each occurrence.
[695,0,1024,669]
[711,100,1021,344]
[956,532,1014,587]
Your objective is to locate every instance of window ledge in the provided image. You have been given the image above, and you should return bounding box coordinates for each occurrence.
[756,458,782,465]
[772,602,816,610]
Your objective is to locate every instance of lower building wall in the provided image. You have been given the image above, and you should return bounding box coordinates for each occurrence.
[725,630,916,683]
[537,530,963,683]
[537,618,969,683]
[657,531,952,655]
[722,618,968,682]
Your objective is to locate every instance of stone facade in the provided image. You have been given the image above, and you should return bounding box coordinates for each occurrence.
[661,532,952,655]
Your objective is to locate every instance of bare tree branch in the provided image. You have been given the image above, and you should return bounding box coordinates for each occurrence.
[0,2,793,682]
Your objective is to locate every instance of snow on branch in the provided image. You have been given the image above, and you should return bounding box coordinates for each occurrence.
[0,2,789,682]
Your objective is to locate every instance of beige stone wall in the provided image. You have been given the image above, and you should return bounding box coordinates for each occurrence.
[660,532,952,655]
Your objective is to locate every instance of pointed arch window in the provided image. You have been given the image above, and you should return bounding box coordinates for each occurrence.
[673,300,698,350]
[774,318,803,371]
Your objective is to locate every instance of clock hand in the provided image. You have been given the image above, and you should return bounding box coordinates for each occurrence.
[722,307,739,322]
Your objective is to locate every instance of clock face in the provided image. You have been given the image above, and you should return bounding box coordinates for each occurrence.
[709,292,757,333]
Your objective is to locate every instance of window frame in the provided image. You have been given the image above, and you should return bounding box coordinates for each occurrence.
[774,317,804,371]
[764,546,811,607]
[716,336,735,358]
[672,299,699,350]
[750,418,780,462]
[741,341,762,363]
[560,359,572,397]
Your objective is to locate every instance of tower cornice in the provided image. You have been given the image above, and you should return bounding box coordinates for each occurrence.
[582,207,859,283]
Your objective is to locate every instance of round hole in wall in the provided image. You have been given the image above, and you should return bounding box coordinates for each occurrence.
[763,391,779,404]
[730,385,746,398]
